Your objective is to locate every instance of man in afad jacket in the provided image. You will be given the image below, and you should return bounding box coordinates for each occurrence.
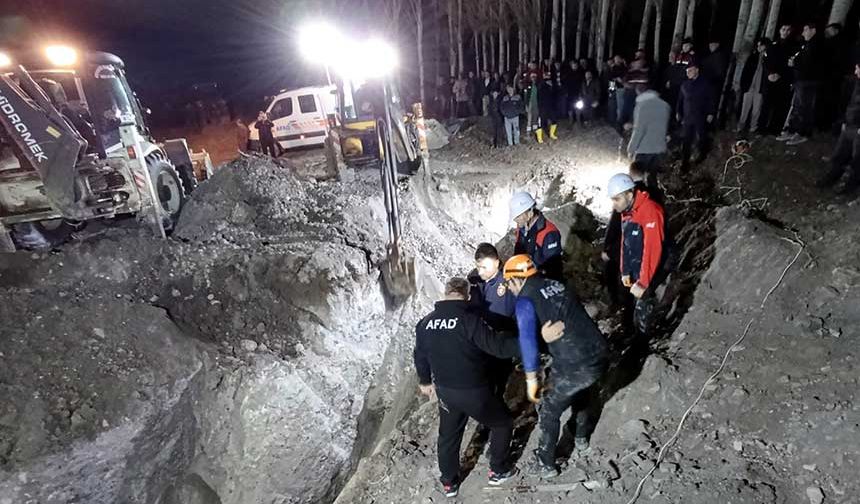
[509,191,564,281]
[502,254,608,479]
[607,173,666,335]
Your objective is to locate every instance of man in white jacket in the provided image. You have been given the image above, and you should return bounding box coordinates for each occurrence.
[627,72,671,189]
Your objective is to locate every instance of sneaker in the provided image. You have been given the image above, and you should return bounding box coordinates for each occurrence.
[775,131,794,141]
[786,135,808,146]
[525,456,560,479]
[442,481,460,498]
[574,437,591,454]
[488,467,518,486]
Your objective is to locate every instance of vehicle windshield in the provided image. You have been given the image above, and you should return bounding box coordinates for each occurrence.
[81,64,135,150]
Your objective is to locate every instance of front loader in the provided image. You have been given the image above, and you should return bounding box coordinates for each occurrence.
[0,48,197,251]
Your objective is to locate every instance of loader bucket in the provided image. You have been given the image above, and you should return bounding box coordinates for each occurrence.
[380,250,417,305]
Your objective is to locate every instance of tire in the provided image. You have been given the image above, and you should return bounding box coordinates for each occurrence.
[176,163,198,196]
[147,159,187,231]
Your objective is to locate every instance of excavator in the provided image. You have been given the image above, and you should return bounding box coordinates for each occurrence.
[0,46,199,251]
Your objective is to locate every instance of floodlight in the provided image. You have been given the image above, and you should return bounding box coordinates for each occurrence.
[45,45,77,66]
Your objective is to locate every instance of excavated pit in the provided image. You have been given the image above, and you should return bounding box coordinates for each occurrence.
[4,124,856,504]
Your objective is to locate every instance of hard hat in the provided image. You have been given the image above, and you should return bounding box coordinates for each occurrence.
[503,254,538,280]
[607,173,636,197]
[509,191,536,222]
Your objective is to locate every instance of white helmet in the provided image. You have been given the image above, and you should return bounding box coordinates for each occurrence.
[607,173,636,197]
[509,191,536,222]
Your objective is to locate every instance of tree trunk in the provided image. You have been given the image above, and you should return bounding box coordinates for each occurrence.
[483,32,490,71]
[448,0,456,76]
[576,0,586,59]
[596,0,610,71]
[499,0,505,71]
[732,0,752,53]
[532,32,539,61]
[417,0,426,105]
[588,2,597,58]
[733,0,766,90]
[506,34,511,71]
[609,0,619,58]
[654,0,663,62]
[520,27,527,64]
[474,31,480,73]
[561,0,568,61]
[457,0,464,74]
[685,0,697,38]
[550,0,560,60]
[764,0,783,38]
[434,0,441,82]
[829,0,854,26]
[639,0,653,51]
[707,0,719,38]
[490,31,496,71]
[672,0,689,50]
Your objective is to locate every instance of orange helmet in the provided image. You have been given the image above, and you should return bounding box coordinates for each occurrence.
[503,254,538,280]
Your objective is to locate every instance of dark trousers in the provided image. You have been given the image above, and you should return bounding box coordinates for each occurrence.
[785,81,818,137]
[633,153,663,191]
[681,120,708,169]
[261,139,277,157]
[537,363,604,467]
[437,385,513,484]
[491,118,506,148]
[763,80,792,135]
[821,126,860,187]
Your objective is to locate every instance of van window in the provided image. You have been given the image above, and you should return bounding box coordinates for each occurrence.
[298,94,317,113]
[269,97,293,119]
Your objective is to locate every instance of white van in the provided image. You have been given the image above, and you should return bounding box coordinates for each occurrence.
[248,85,337,151]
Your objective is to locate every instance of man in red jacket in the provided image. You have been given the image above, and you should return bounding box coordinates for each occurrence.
[607,173,665,335]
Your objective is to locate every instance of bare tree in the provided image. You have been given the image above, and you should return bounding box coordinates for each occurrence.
[496,0,506,72]
[764,0,783,39]
[829,0,855,27]
[684,0,698,38]
[406,0,427,104]
[561,0,568,61]
[588,0,598,58]
[733,0,766,89]
[653,0,663,61]
[672,0,690,50]
[458,0,465,74]
[550,0,561,60]
[639,0,654,52]
[596,0,611,71]
[609,0,625,59]
[576,0,586,59]
[448,0,457,76]
[732,0,752,54]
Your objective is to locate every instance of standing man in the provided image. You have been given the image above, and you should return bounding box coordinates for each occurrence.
[509,191,564,281]
[702,39,729,116]
[737,38,769,134]
[413,278,521,497]
[627,73,670,189]
[525,72,541,135]
[499,84,525,146]
[777,22,821,146]
[763,24,797,135]
[578,70,601,126]
[489,89,506,148]
[537,76,558,142]
[453,73,470,118]
[816,62,860,196]
[564,60,585,124]
[676,60,714,172]
[253,111,277,157]
[502,255,608,478]
[607,173,666,335]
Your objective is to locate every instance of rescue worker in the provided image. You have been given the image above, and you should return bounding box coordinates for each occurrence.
[627,71,670,190]
[468,243,517,399]
[502,255,608,478]
[676,60,714,172]
[607,173,666,335]
[509,191,564,281]
[254,111,277,157]
[538,75,558,142]
[816,62,860,195]
[777,22,821,146]
[414,278,564,496]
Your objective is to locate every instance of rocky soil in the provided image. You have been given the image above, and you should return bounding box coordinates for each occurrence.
[1,119,858,504]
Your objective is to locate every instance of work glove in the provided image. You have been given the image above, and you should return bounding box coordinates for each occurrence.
[622,275,633,288]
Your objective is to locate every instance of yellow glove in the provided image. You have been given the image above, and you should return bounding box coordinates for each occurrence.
[526,377,541,403]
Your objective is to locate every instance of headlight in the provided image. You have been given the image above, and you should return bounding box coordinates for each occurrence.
[0,52,11,68]
[44,45,78,66]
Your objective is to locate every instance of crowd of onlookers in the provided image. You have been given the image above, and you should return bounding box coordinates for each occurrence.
[430,21,860,195]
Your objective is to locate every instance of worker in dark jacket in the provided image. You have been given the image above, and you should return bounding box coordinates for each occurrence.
[737,38,770,134]
[702,40,729,115]
[503,255,608,478]
[763,24,798,135]
[564,60,585,123]
[608,173,666,335]
[415,277,563,496]
[414,278,519,496]
[676,60,714,171]
[254,111,277,157]
[499,85,525,145]
[816,63,860,195]
[509,191,564,281]
[777,23,821,145]
[489,89,506,148]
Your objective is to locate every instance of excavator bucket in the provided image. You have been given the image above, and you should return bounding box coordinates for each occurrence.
[380,249,418,305]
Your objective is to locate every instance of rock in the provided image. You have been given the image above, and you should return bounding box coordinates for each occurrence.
[803,464,817,472]
[239,339,258,352]
[617,419,649,442]
[733,440,743,452]
[806,486,825,504]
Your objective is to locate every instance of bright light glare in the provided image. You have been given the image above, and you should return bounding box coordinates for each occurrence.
[361,39,398,78]
[298,21,343,64]
[0,52,11,68]
[44,45,77,66]
[575,100,585,110]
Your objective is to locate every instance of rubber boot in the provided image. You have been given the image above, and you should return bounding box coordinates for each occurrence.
[536,129,544,144]
[549,124,558,140]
